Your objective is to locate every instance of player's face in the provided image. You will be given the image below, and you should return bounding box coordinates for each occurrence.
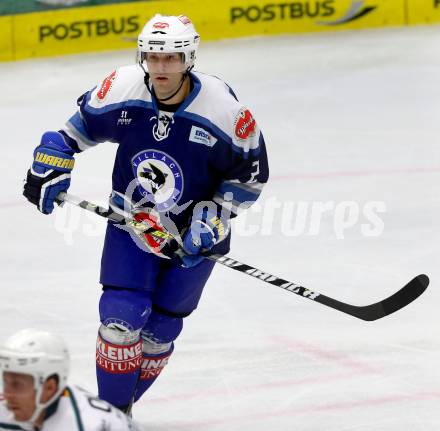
[2,372,37,422]
[144,52,186,98]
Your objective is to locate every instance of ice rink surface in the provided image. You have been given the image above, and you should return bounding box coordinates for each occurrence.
[1,24,439,430]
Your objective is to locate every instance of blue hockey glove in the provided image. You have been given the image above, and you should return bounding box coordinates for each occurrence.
[23,131,75,215]
[180,207,230,268]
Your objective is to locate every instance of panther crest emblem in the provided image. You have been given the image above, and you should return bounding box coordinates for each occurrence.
[150,113,174,141]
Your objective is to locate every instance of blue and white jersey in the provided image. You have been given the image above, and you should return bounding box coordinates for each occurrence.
[61,65,269,250]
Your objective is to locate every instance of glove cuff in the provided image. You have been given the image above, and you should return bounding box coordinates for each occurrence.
[33,131,75,173]
[33,148,75,172]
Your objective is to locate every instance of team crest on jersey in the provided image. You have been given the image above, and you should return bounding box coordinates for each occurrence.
[97,70,116,101]
[150,113,174,141]
[234,108,256,141]
[132,150,183,212]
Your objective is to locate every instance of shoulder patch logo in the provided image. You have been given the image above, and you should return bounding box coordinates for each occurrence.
[97,70,116,101]
[234,108,256,141]
[189,126,217,147]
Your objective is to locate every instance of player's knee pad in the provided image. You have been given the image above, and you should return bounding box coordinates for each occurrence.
[141,309,183,348]
[99,287,152,331]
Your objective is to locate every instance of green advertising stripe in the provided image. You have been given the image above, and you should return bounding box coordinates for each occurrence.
[0,0,147,16]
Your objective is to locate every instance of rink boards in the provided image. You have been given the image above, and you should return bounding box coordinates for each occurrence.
[0,0,439,61]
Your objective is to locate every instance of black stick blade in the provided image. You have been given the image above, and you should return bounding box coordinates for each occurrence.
[317,274,430,321]
[367,273,430,321]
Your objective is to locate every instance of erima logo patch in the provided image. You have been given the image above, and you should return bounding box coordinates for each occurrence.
[317,0,377,26]
[117,110,132,126]
[189,126,217,147]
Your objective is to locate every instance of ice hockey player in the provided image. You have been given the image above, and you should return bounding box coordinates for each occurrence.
[23,14,269,412]
[0,328,142,430]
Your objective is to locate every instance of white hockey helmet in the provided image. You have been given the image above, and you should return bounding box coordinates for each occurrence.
[0,329,70,421]
[138,14,200,72]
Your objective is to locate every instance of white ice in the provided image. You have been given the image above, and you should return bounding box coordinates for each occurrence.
[0,24,439,430]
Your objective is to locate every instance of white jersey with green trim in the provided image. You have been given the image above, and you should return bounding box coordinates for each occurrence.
[0,385,142,431]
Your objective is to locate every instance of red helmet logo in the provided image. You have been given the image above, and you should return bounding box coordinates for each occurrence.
[153,22,169,29]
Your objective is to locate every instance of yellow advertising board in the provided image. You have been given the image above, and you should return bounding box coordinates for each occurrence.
[9,0,406,61]
[0,16,13,61]
[406,0,440,24]
[224,0,404,37]
[4,0,440,61]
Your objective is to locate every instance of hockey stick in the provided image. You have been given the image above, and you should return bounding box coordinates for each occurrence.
[56,192,429,321]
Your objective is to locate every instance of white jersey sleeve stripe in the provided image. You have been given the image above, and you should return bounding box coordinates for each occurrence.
[63,112,98,151]
[84,92,154,115]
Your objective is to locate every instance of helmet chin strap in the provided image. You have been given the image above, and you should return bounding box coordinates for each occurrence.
[27,385,46,425]
[141,63,192,103]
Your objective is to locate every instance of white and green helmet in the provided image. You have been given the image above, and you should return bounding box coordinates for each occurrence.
[0,329,70,421]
